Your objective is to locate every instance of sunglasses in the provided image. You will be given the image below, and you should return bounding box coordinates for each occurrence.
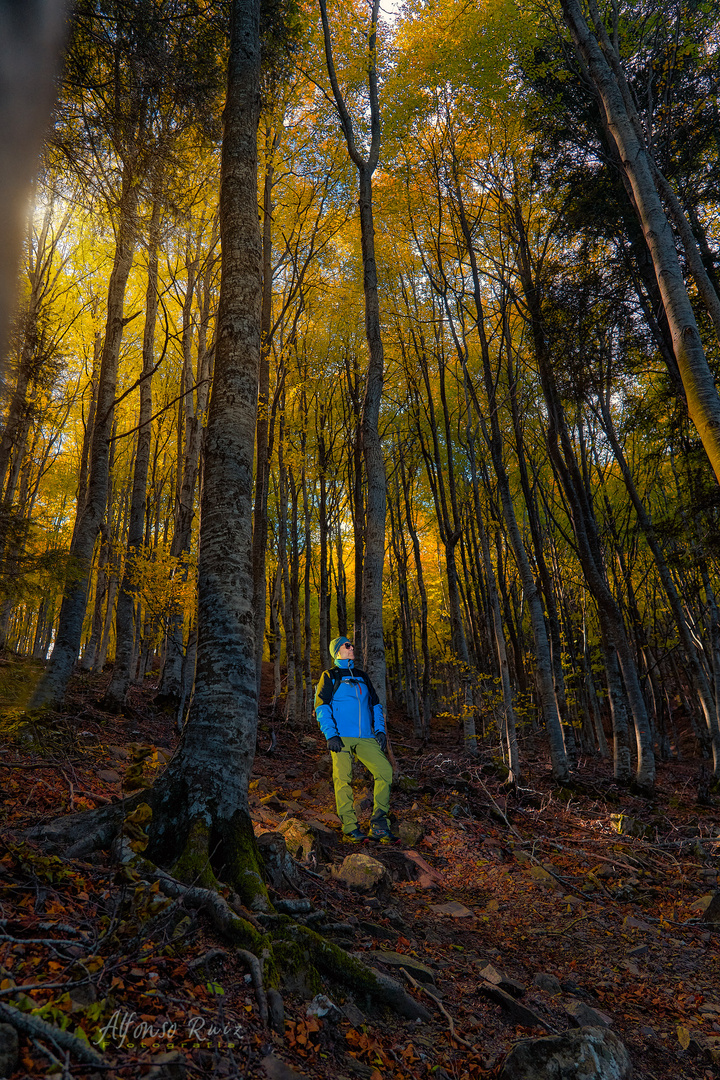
[342,642,354,650]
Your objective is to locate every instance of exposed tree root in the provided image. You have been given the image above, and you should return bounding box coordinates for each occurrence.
[0,999,105,1066]
[25,788,147,858]
[237,947,269,1026]
[284,924,432,1021]
[24,798,433,1022]
[149,864,431,1020]
[151,865,268,956]
[187,948,230,971]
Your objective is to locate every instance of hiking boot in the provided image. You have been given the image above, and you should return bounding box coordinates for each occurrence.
[343,828,369,843]
[368,822,399,844]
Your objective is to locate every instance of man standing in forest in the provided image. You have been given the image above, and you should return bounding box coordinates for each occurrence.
[314,636,396,843]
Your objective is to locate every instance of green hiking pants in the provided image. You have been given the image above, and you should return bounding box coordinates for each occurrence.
[331,736,393,834]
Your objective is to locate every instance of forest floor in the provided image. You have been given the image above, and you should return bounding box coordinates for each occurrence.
[0,658,719,1080]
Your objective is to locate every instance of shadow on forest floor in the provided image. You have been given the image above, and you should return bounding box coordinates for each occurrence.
[0,658,718,1080]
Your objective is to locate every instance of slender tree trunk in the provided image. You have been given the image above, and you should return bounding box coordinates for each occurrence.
[318,409,331,669]
[400,457,431,736]
[446,189,567,778]
[599,395,720,773]
[277,426,295,722]
[252,126,278,696]
[335,515,347,637]
[320,0,386,700]
[289,466,303,721]
[31,174,138,709]
[560,0,720,484]
[302,471,312,722]
[157,239,213,704]
[104,196,161,709]
[80,523,108,672]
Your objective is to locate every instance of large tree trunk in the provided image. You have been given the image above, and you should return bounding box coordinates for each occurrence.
[357,167,388,702]
[30,174,138,709]
[147,0,265,904]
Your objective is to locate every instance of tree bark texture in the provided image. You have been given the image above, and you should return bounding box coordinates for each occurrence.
[148,0,263,879]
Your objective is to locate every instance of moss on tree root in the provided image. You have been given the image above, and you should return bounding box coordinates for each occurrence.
[218,810,270,912]
[170,819,219,890]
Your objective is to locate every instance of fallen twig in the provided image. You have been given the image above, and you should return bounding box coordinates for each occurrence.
[546,915,589,936]
[474,775,521,838]
[75,789,112,806]
[31,1037,75,1080]
[0,933,85,951]
[399,966,473,1049]
[0,978,77,997]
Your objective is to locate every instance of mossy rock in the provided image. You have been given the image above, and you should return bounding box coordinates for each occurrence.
[332,853,391,898]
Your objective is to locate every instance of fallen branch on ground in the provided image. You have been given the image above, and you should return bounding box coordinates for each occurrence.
[399,966,473,1049]
[0,1000,104,1066]
[474,775,521,838]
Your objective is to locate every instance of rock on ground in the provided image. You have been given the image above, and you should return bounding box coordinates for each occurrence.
[333,853,391,897]
[499,1026,631,1080]
[533,972,562,994]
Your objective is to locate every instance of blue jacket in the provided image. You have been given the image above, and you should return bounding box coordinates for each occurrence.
[314,659,385,740]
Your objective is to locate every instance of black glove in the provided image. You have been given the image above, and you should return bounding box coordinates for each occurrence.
[327,736,344,752]
[375,731,387,753]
